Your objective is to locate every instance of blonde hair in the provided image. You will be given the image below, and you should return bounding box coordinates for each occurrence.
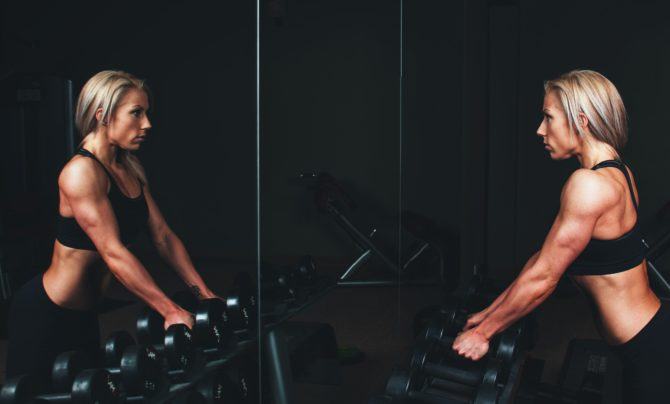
[75,70,150,184]
[544,70,628,153]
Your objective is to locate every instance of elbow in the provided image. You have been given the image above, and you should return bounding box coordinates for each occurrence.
[532,275,559,302]
[98,243,130,272]
[152,228,173,251]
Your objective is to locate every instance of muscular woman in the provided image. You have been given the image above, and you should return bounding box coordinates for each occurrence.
[452,70,667,402]
[5,70,219,383]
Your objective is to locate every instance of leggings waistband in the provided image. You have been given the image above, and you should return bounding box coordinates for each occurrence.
[611,301,670,359]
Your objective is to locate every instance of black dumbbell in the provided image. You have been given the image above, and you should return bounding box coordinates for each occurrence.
[136,308,197,379]
[410,341,504,394]
[385,369,499,404]
[261,269,301,304]
[193,298,236,356]
[191,367,241,403]
[421,325,522,366]
[171,290,236,354]
[228,355,260,403]
[167,389,207,404]
[295,255,316,283]
[226,273,257,334]
[0,370,121,404]
[420,306,469,341]
[52,346,164,400]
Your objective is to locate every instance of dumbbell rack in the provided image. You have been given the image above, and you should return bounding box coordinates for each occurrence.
[175,275,336,403]
[100,274,337,403]
[260,274,338,404]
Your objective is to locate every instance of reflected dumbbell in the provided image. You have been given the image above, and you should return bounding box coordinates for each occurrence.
[168,389,207,404]
[410,341,505,400]
[0,371,120,404]
[385,369,499,404]
[191,367,244,404]
[422,325,523,366]
[420,305,469,341]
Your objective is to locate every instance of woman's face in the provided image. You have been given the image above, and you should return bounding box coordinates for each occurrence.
[106,88,151,151]
[536,90,578,160]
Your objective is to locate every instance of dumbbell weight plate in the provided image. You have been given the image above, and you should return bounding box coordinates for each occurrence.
[71,369,121,404]
[296,255,316,283]
[168,389,207,404]
[0,374,40,404]
[164,324,197,374]
[136,308,165,346]
[385,369,423,398]
[52,350,93,392]
[196,369,239,403]
[104,331,135,368]
[120,345,164,398]
[194,299,233,352]
[495,330,518,365]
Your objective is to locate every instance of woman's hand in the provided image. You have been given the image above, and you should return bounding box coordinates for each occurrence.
[163,307,195,330]
[452,329,490,361]
[463,310,488,331]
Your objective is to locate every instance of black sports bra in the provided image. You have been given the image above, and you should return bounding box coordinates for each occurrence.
[566,160,645,276]
[56,148,149,251]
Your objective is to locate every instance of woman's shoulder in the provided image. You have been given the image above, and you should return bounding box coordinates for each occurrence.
[561,169,619,212]
[58,156,108,197]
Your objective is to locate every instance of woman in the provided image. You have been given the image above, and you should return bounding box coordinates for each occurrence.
[5,70,218,383]
[453,70,666,402]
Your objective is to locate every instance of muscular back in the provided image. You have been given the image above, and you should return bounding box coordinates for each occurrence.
[570,166,659,344]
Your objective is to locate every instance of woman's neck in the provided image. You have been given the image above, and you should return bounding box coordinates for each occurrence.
[575,140,618,169]
[81,132,119,167]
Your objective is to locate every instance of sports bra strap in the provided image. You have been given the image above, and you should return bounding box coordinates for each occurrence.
[591,159,638,211]
[77,148,115,181]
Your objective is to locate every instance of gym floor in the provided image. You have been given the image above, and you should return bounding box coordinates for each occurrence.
[0,259,599,403]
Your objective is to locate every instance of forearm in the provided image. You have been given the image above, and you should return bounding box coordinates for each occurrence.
[156,231,212,297]
[479,251,540,315]
[475,271,556,339]
[103,248,179,317]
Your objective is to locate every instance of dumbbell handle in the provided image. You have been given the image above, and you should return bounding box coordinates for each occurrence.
[408,389,472,404]
[429,377,476,396]
[423,362,481,387]
[33,393,81,402]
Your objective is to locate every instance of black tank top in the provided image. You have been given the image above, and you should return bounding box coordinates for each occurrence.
[56,148,149,251]
[566,160,646,276]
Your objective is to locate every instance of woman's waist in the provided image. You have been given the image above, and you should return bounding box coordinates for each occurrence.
[588,292,661,345]
[43,263,107,311]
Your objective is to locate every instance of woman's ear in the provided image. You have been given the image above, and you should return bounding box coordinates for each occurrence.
[95,108,107,126]
[577,112,589,132]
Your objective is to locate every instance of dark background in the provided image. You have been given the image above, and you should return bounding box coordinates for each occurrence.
[3,0,670,402]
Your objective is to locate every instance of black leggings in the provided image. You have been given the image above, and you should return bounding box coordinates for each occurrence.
[5,273,100,386]
[611,301,670,403]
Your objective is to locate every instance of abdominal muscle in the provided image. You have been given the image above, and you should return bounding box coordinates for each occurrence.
[572,261,661,346]
[42,240,109,311]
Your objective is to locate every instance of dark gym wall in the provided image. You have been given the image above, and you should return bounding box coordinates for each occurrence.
[0,2,256,262]
[484,0,670,280]
[260,0,402,260]
[403,1,464,252]
[260,0,465,273]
